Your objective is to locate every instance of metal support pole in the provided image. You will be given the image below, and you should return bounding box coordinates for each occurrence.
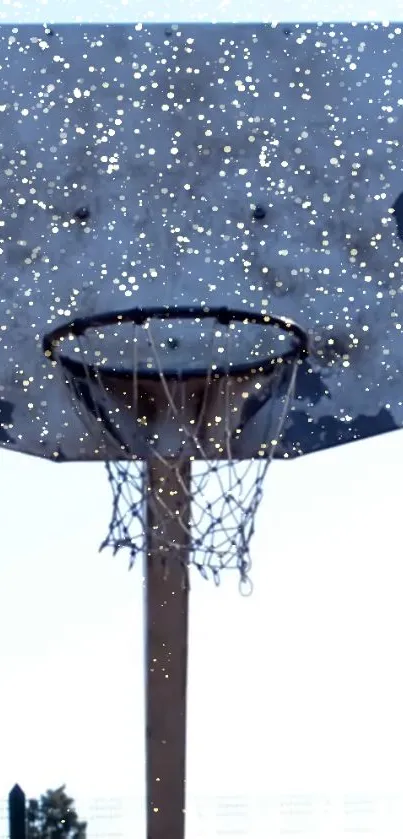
[145,459,190,839]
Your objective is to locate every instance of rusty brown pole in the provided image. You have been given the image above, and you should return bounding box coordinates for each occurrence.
[145,459,190,839]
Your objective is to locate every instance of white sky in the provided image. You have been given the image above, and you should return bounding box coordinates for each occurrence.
[1,2,403,838]
[3,0,403,22]
[2,431,403,838]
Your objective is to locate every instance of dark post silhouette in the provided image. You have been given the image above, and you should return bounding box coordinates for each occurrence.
[9,785,26,839]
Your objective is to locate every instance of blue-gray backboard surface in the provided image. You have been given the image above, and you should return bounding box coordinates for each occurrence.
[0,22,402,462]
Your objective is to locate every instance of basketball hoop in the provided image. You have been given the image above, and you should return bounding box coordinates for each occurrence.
[44,306,308,592]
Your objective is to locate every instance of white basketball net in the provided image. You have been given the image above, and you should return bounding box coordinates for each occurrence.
[50,314,302,593]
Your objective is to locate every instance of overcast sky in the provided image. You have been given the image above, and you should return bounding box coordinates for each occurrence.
[2,429,403,838]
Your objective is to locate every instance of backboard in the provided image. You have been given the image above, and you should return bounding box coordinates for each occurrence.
[1,21,403,462]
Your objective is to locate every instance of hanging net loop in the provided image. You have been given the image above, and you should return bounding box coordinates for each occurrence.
[44,306,308,590]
